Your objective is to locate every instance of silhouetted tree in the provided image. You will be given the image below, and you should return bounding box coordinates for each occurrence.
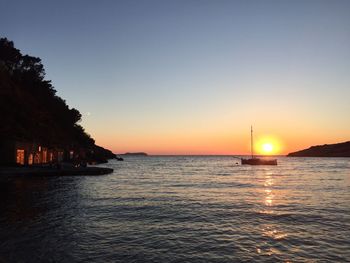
[0,37,103,153]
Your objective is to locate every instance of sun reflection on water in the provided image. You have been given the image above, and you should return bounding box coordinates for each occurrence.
[264,173,274,206]
[256,171,289,259]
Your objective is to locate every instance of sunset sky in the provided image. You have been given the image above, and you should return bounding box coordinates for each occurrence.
[2,0,350,154]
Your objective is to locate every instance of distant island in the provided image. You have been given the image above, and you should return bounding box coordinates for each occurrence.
[287,141,350,157]
[121,152,148,156]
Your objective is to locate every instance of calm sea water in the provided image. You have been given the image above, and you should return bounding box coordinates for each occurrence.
[1,156,349,262]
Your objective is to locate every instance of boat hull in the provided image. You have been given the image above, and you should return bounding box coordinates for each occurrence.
[241,158,277,165]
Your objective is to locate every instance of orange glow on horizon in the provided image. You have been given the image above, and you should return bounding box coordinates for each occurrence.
[91,125,349,156]
[95,133,289,155]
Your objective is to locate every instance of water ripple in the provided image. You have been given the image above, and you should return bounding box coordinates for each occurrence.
[0,156,349,262]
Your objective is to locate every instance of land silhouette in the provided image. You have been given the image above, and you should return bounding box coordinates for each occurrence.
[122,152,148,156]
[0,37,115,165]
[288,141,350,157]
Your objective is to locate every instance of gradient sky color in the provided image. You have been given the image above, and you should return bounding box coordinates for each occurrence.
[1,0,350,154]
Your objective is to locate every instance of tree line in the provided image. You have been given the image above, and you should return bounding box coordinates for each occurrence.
[0,37,96,149]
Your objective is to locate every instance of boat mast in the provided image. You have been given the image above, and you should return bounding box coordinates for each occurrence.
[251,125,254,159]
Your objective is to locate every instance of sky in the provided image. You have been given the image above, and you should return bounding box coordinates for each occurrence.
[1,0,350,154]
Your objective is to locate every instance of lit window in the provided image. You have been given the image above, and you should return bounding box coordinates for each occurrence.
[28,153,33,165]
[42,149,47,163]
[34,153,40,164]
[16,149,25,165]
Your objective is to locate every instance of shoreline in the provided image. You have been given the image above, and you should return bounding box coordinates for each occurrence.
[0,166,113,177]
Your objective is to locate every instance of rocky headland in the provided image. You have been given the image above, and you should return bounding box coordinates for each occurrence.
[287,141,350,157]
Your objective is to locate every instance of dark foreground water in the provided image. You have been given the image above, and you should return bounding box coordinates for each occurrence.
[1,156,349,262]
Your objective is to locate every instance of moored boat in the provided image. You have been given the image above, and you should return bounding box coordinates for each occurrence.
[241,158,277,165]
[241,126,277,166]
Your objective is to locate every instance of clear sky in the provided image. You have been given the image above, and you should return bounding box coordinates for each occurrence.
[1,0,350,154]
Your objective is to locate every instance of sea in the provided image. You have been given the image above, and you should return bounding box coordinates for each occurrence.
[0,156,349,262]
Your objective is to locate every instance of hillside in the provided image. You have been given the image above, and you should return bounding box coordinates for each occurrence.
[287,141,350,157]
[0,37,115,162]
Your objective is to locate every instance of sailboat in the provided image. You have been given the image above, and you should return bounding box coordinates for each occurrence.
[241,126,277,165]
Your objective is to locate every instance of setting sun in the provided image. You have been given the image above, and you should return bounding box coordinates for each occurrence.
[255,136,282,155]
[262,143,273,153]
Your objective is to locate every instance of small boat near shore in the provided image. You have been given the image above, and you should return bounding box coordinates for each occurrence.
[241,126,277,166]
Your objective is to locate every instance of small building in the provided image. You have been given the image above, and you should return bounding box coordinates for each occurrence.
[0,140,83,166]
